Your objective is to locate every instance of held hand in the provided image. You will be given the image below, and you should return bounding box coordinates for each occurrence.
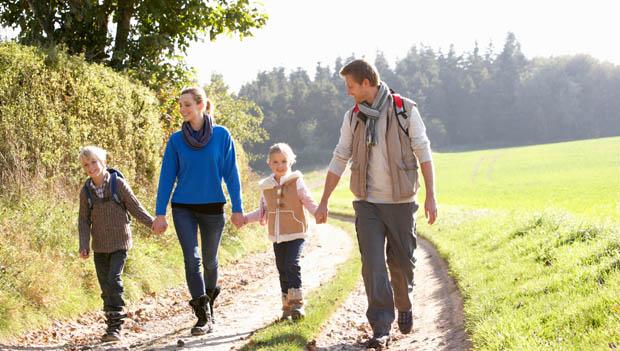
[79,249,89,259]
[424,195,438,225]
[315,203,329,224]
[231,212,245,229]
[152,215,168,235]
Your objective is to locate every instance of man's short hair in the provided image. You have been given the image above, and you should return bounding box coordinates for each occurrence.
[339,59,380,86]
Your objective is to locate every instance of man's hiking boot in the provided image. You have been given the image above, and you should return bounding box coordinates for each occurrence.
[206,286,221,323]
[287,288,305,320]
[189,295,213,335]
[367,332,390,350]
[101,311,126,342]
[397,310,413,334]
[280,292,292,320]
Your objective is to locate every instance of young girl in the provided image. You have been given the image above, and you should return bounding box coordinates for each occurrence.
[77,146,155,342]
[244,143,318,320]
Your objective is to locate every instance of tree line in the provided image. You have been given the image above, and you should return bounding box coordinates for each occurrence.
[239,33,620,169]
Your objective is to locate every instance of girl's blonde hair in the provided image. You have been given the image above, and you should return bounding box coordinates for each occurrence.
[268,143,296,166]
[78,145,107,164]
[181,86,214,116]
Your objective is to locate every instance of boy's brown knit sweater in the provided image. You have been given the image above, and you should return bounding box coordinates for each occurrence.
[78,176,154,253]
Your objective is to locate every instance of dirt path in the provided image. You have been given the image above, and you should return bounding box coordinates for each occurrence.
[315,222,471,351]
[2,222,352,351]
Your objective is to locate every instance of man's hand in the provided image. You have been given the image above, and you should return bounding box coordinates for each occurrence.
[424,195,437,225]
[315,202,329,224]
[315,171,340,224]
[79,249,89,259]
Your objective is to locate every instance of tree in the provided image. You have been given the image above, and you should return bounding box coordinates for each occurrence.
[204,74,267,148]
[0,0,267,83]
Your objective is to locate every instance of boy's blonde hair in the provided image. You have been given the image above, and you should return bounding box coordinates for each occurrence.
[79,145,107,165]
[268,143,296,166]
[181,86,214,116]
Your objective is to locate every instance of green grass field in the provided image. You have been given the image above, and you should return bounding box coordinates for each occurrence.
[434,136,620,221]
[321,136,620,350]
[325,136,620,222]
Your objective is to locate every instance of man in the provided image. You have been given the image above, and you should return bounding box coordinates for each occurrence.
[315,59,437,348]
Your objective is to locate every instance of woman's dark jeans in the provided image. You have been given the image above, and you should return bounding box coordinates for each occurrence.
[172,207,225,299]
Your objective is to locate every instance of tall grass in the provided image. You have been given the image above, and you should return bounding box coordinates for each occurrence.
[0,184,268,341]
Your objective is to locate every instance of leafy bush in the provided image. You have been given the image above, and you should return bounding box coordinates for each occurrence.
[0,42,163,194]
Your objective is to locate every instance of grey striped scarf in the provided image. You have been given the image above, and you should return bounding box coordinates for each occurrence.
[357,81,390,146]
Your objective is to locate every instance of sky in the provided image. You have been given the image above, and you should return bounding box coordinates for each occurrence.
[186,0,620,93]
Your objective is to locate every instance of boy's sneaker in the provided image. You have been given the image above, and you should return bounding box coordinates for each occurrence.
[367,333,390,349]
[101,311,125,343]
[101,331,121,342]
[397,310,413,334]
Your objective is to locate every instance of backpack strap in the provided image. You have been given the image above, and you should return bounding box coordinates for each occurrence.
[392,94,408,119]
[392,93,410,136]
[110,172,121,205]
[349,105,361,133]
[83,180,94,225]
[109,172,131,223]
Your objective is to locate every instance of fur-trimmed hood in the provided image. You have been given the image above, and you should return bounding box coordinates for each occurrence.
[258,170,302,190]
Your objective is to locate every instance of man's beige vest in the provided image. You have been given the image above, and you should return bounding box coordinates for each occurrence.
[349,96,419,202]
[262,176,308,241]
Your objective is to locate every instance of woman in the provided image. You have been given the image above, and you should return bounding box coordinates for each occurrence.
[153,87,244,335]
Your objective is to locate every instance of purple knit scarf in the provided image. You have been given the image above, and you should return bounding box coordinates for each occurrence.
[182,114,213,149]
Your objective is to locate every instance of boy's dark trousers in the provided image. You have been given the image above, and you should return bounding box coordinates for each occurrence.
[273,239,305,293]
[94,250,128,311]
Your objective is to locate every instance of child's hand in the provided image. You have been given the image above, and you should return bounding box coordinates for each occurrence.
[79,249,89,259]
[152,216,168,235]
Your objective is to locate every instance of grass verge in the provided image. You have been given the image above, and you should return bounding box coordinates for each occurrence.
[419,206,620,350]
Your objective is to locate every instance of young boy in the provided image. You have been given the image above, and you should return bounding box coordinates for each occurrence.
[77,145,155,342]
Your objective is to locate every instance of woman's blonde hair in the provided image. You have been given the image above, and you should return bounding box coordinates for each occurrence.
[181,86,214,116]
[78,145,107,165]
[268,143,297,166]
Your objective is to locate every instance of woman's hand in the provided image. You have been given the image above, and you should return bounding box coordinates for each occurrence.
[152,215,168,234]
[231,212,245,229]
